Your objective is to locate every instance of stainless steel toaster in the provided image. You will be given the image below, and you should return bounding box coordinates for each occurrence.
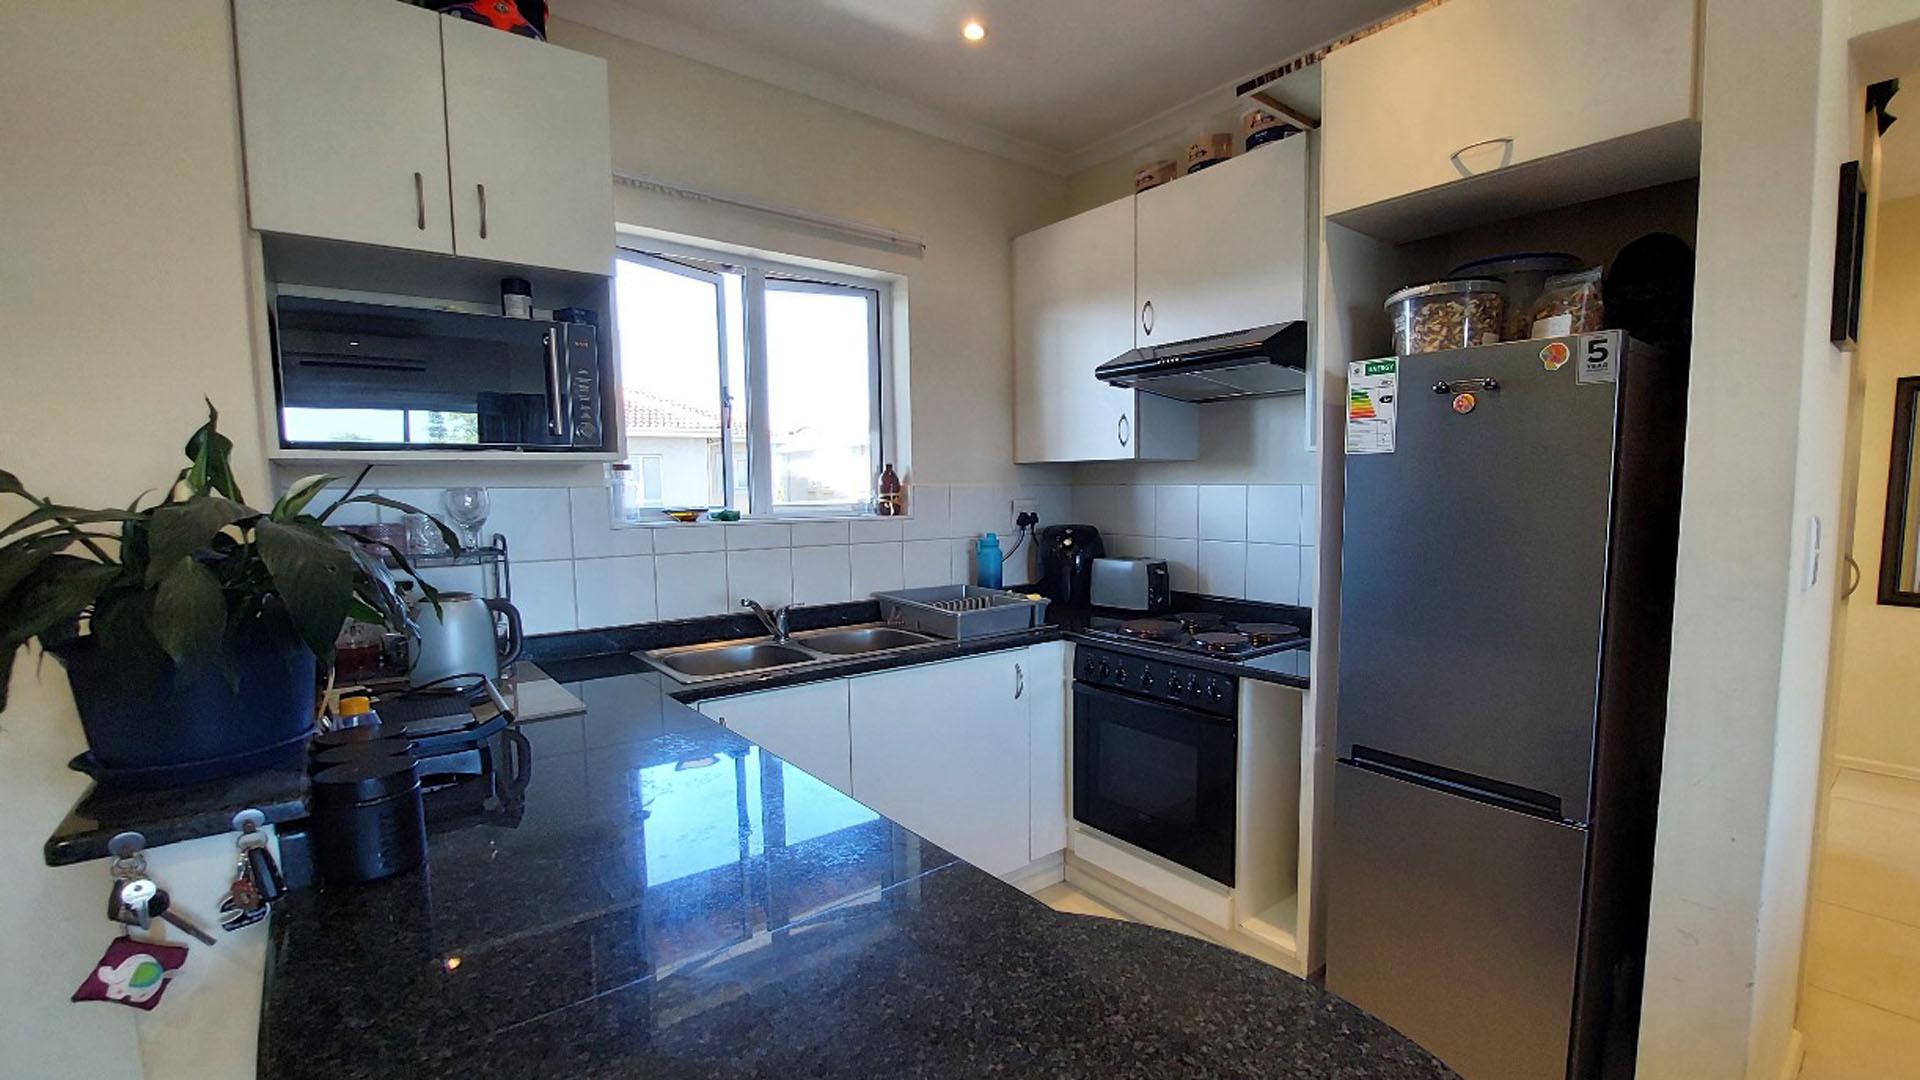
[1088,557,1171,612]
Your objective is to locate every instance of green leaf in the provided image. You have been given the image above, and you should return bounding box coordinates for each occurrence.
[325,495,461,550]
[92,589,170,691]
[254,518,354,663]
[272,474,337,522]
[0,504,142,543]
[0,469,25,497]
[149,556,226,674]
[0,531,83,603]
[183,399,243,503]
[145,496,250,585]
[0,556,122,712]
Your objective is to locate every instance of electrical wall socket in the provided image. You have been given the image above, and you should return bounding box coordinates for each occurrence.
[1011,498,1038,527]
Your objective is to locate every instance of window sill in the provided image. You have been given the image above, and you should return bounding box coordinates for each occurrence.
[613,511,911,530]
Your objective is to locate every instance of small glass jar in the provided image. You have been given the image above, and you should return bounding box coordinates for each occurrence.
[608,463,647,525]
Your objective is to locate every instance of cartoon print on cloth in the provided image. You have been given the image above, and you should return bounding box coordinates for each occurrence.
[71,937,189,1011]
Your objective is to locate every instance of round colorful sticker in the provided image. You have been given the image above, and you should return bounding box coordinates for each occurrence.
[1452,392,1477,414]
[1540,341,1571,371]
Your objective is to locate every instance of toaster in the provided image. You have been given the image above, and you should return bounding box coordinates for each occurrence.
[1088,557,1171,612]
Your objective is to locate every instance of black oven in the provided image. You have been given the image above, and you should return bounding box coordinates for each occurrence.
[1072,646,1237,886]
[271,295,608,452]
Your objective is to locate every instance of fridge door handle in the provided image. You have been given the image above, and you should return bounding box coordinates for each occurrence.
[1349,746,1564,821]
[1431,377,1501,395]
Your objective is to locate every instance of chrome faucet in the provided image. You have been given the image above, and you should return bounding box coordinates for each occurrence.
[741,598,791,642]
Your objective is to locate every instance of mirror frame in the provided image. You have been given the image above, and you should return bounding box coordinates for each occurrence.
[1880,375,1920,606]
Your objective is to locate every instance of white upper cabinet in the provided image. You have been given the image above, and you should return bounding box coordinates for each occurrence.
[1135,138,1310,346]
[441,17,614,276]
[233,0,613,275]
[848,651,1033,877]
[233,0,452,254]
[1014,198,1173,463]
[1321,0,1698,228]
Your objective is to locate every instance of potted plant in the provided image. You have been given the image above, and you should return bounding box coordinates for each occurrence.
[0,402,454,786]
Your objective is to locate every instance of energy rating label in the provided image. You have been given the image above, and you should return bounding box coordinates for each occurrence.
[1347,357,1398,455]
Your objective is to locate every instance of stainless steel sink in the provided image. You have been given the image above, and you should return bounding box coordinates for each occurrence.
[653,641,817,679]
[790,626,938,655]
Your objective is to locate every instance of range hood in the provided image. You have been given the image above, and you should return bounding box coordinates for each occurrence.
[1094,322,1307,403]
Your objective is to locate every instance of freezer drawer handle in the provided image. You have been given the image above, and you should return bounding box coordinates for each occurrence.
[1349,746,1564,821]
[1432,377,1500,395]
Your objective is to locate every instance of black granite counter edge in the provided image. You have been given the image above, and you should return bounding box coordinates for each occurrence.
[45,767,310,868]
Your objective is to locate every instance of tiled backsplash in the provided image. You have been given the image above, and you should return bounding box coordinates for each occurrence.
[320,483,1072,636]
[1073,483,1319,607]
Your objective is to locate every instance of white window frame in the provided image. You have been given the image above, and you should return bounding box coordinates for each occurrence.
[614,238,891,519]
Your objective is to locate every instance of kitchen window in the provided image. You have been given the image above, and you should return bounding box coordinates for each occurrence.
[613,243,886,516]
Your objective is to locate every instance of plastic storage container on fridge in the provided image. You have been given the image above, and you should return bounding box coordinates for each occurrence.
[1386,279,1507,356]
[1446,253,1583,340]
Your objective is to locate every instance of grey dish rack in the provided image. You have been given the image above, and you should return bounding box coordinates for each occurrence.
[874,586,1051,640]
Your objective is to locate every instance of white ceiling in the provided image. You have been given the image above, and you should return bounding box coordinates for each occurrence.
[563,0,1411,173]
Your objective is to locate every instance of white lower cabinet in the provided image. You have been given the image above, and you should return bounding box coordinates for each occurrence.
[697,679,851,794]
[1024,642,1070,862]
[849,650,1037,877]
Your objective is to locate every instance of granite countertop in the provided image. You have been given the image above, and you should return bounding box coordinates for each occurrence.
[47,595,1309,866]
[259,669,1446,1080]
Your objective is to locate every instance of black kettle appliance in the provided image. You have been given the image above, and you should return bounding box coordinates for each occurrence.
[1036,524,1106,606]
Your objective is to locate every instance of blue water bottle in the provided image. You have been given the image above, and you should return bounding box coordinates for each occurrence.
[976,532,1004,589]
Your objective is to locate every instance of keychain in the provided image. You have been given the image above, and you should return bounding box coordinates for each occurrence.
[73,833,203,1010]
[219,810,285,932]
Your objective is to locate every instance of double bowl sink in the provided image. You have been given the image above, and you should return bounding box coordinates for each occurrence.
[643,624,944,683]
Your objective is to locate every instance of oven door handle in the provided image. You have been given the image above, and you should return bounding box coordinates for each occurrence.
[1072,681,1236,727]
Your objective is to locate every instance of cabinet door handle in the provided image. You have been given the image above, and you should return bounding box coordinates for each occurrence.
[543,329,567,437]
[1117,414,1130,447]
[1141,299,1155,336]
[476,183,489,239]
[414,172,425,230]
[1449,137,1515,177]
[1014,663,1025,700]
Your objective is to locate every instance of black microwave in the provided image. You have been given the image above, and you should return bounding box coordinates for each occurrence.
[270,295,608,452]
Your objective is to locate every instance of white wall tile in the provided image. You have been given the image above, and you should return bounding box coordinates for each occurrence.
[1298,545,1318,607]
[1154,485,1198,539]
[1076,485,1123,533]
[409,564,487,597]
[903,539,956,587]
[725,522,792,550]
[568,487,654,559]
[1197,485,1248,541]
[727,548,793,608]
[1157,538,1198,592]
[848,517,905,543]
[955,538,984,585]
[792,545,853,605]
[373,487,443,528]
[1198,541,1248,598]
[1106,534,1154,559]
[484,488,573,561]
[850,542,905,597]
[901,484,951,540]
[655,552,729,620]
[789,520,850,547]
[1247,485,1303,545]
[310,483,379,526]
[1112,485,1155,535]
[1300,485,1320,542]
[651,523,726,554]
[573,556,658,629]
[1246,544,1301,605]
[1021,483,1076,534]
[511,560,578,634]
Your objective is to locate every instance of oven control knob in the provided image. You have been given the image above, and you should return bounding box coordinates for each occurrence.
[1114,667,1129,685]
[1097,661,1112,679]
[1185,676,1202,696]
[1140,671,1154,691]
[1207,683,1225,703]
[1167,679,1183,696]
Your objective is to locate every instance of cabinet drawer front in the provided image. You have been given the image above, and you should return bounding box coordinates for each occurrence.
[441,17,614,275]
[233,0,452,253]
[1322,0,1697,219]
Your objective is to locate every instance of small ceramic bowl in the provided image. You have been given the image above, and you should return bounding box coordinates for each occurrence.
[662,507,705,523]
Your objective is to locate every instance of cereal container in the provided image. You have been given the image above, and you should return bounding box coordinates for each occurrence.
[1385,280,1508,356]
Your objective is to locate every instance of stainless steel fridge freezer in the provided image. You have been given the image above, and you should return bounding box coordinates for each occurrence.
[1327,332,1688,1080]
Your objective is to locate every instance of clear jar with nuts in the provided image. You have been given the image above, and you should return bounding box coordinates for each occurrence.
[1385,279,1508,356]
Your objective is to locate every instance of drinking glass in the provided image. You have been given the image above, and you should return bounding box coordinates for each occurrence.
[443,487,491,550]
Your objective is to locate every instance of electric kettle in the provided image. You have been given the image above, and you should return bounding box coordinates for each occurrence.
[406,592,523,689]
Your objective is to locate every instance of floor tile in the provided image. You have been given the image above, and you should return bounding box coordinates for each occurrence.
[1799,988,1920,1079]
[1806,901,1920,1021]
[1817,797,1920,927]
[1832,770,1920,817]
[1032,883,1129,922]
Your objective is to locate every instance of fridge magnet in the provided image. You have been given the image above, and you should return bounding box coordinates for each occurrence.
[1575,333,1619,386]
[72,937,188,1010]
[1539,341,1571,371]
[1452,392,1477,415]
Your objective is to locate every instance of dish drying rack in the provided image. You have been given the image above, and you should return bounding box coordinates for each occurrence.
[873,586,1050,640]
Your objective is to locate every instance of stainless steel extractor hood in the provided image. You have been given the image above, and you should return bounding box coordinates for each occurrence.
[1094,322,1307,403]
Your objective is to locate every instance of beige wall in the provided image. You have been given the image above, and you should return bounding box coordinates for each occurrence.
[1831,194,1920,771]
[0,2,273,1076]
[1637,0,1861,1076]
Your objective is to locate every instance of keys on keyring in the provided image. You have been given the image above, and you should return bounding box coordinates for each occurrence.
[219,809,282,932]
[104,831,218,946]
